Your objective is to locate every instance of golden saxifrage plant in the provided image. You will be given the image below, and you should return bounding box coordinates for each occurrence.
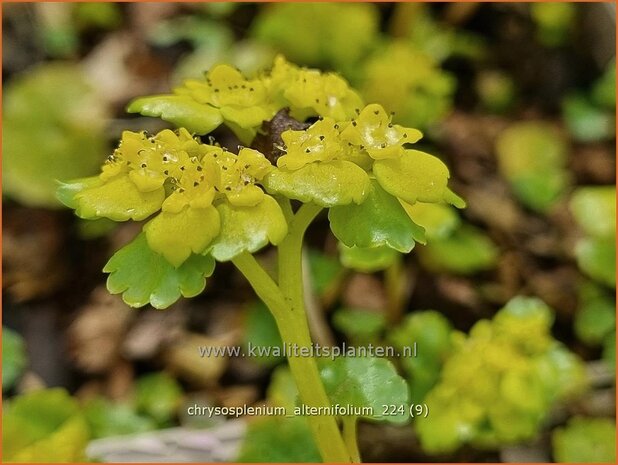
[58,56,464,462]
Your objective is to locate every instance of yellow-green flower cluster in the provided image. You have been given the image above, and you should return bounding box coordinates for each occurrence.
[129,55,363,144]
[265,102,462,210]
[59,129,284,267]
[416,297,587,454]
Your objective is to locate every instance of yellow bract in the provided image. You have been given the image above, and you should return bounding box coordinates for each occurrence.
[340,104,422,160]
[278,117,344,170]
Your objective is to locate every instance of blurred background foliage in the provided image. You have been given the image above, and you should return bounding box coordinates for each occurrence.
[2,2,616,463]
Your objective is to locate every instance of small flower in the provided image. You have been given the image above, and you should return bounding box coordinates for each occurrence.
[339,104,422,160]
[277,117,344,170]
[178,65,274,129]
[208,148,274,207]
[267,55,363,121]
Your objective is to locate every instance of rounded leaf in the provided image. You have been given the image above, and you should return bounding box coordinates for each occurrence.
[104,233,215,309]
[338,243,399,273]
[144,206,220,267]
[495,121,569,212]
[320,357,409,424]
[127,95,223,135]
[329,181,425,253]
[575,237,616,288]
[263,160,370,207]
[373,149,459,206]
[419,225,498,275]
[73,175,165,221]
[569,186,616,239]
[209,196,288,261]
[401,201,460,240]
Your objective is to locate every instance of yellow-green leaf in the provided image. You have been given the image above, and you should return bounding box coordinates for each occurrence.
[73,175,165,221]
[104,233,215,309]
[127,95,223,135]
[402,201,460,240]
[329,181,425,253]
[209,196,287,261]
[144,206,220,267]
[373,149,458,206]
[320,357,409,424]
[263,160,370,207]
[338,243,399,272]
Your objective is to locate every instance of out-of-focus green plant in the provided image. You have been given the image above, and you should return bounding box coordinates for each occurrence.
[2,327,27,392]
[237,365,319,462]
[570,186,616,288]
[574,282,615,346]
[563,59,616,142]
[83,372,183,439]
[495,121,569,212]
[394,3,486,63]
[135,372,183,426]
[244,301,284,367]
[574,282,616,376]
[388,311,454,403]
[591,59,616,109]
[416,297,587,454]
[307,248,344,299]
[251,3,379,74]
[149,15,276,84]
[2,388,90,462]
[417,224,498,275]
[332,308,386,344]
[475,70,517,114]
[3,63,108,208]
[84,397,157,439]
[359,41,456,130]
[401,201,460,241]
[338,242,400,273]
[238,416,322,462]
[552,416,616,463]
[530,3,576,47]
[37,3,121,58]
[562,95,616,142]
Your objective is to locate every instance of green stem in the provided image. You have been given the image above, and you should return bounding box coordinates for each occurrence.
[342,416,361,463]
[278,202,322,304]
[232,204,351,462]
